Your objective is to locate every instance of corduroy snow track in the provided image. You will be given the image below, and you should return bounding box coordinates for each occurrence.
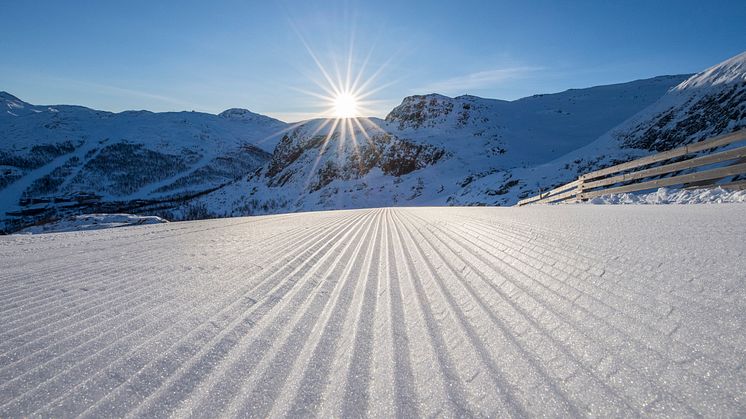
[1,206,745,418]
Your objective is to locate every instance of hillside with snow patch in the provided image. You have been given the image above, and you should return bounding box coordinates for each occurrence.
[453,51,746,205]
[0,93,286,232]
[191,75,687,216]
[4,52,746,230]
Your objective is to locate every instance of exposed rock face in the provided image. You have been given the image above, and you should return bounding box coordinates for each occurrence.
[385,94,497,131]
[619,80,746,151]
[376,136,446,176]
[615,52,746,152]
[386,94,457,129]
[262,122,446,192]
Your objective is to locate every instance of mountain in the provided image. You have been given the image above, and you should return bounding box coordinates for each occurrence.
[188,74,689,216]
[6,51,745,232]
[0,93,286,232]
[386,75,688,166]
[454,51,746,205]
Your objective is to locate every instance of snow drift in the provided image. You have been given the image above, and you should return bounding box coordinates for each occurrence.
[17,213,168,234]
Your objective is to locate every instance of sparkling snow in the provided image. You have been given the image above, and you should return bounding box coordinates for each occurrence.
[1,206,744,417]
[583,186,746,205]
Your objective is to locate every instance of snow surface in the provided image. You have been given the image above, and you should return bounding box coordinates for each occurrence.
[16,213,168,234]
[1,206,745,417]
[675,51,746,90]
[582,186,746,205]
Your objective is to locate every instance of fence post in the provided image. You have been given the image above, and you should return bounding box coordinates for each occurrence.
[575,176,585,202]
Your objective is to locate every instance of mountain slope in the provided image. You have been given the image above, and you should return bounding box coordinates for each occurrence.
[456,51,746,205]
[386,75,688,166]
[0,93,286,232]
[191,74,688,216]
[6,52,742,230]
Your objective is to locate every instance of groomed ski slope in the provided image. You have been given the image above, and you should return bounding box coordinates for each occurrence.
[1,206,745,417]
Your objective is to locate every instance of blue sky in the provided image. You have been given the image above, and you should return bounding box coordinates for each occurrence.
[1,0,744,121]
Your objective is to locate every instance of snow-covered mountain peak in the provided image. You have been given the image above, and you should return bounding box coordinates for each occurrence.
[606,52,746,152]
[384,93,500,130]
[0,93,289,232]
[0,62,719,229]
[454,94,478,99]
[1,91,35,115]
[674,51,746,91]
[470,51,746,209]
[0,91,23,102]
[385,94,457,129]
[218,107,285,127]
[219,107,261,119]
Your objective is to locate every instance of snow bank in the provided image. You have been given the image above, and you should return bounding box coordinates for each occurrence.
[584,186,746,205]
[18,213,168,234]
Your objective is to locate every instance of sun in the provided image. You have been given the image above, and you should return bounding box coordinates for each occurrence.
[286,33,392,191]
[333,92,359,118]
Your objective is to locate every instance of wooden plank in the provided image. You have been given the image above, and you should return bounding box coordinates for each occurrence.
[531,187,578,205]
[580,129,746,181]
[545,179,580,196]
[516,179,579,206]
[582,145,746,191]
[576,179,585,198]
[517,195,544,206]
[719,179,746,190]
[579,162,746,200]
[519,194,548,206]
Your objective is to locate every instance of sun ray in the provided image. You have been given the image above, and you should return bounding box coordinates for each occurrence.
[345,118,364,174]
[288,85,336,102]
[359,114,384,130]
[337,114,347,153]
[355,79,400,100]
[284,28,400,192]
[304,117,341,190]
[307,117,334,139]
[355,50,395,87]
[345,33,355,93]
[352,117,372,142]
[350,45,375,94]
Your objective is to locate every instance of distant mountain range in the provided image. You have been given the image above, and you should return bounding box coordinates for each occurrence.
[0,94,287,231]
[2,51,745,232]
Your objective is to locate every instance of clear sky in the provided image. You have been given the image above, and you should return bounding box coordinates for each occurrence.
[2,0,744,121]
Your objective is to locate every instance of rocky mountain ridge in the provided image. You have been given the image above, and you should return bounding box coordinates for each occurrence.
[3,51,745,232]
[0,93,285,232]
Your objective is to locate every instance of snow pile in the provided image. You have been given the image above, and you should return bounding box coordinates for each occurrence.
[18,213,168,234]
[585,186,746,205]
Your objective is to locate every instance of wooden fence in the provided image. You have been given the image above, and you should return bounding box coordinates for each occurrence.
[517,129,746,206]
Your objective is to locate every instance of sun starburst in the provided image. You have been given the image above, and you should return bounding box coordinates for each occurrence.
[333,92,359,118]
[276,32,399,191]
